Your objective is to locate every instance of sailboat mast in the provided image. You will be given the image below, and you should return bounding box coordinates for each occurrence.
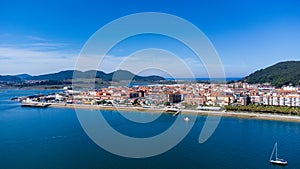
[275,143,278,160]
[270,143,276,160]
[269,142,288,165]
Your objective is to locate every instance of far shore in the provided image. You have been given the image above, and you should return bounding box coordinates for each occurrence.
[49,103,300,123]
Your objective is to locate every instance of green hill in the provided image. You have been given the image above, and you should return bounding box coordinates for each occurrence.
[29,70,164,82]
[242,61,300,87]
[2,70,165,82]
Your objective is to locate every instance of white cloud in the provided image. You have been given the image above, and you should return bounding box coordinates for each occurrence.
[26,35,48,41]
[0,45,78,75]
[0,38,225,78]
[95,49,211,78]
[24,42,69,48]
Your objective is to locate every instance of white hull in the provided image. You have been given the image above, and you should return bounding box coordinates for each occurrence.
[21,101,50,108]
[270,159,288,165]
[269,142,288,165]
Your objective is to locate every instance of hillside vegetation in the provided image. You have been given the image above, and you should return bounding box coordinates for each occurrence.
[0,70,165,88]
[242,61,300,87]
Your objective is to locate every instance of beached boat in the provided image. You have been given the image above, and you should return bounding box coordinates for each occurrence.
[269,142,288,165]
[165,106,179,112]
[142,105,152,108]
[21,100,50,108]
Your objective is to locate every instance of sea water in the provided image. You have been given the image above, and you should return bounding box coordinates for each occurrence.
[1,90,299,169]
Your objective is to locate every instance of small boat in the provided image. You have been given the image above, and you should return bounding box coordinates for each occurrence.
[269,142,288,165]
[183,117,190,122]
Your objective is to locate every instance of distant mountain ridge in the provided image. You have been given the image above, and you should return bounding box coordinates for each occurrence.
[241,61,300,87]
[1,70,165,82]
[2,61,298,88]
[0,75,22,82]
[15,74,32,80]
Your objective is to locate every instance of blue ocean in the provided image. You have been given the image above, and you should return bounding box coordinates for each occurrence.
[1,89,299,169]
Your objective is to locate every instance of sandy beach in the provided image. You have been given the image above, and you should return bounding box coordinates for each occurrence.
[49,103,300,123]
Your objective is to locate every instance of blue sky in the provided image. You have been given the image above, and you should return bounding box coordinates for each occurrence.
[0,0,299,77]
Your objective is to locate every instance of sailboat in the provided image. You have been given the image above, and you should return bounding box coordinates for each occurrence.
[269,142,288,165]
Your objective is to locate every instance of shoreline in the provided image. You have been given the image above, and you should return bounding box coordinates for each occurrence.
[49,103,300,123]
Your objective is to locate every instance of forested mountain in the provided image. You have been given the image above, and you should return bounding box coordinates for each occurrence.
[0,70,165,84]
[0,75,21,82]
[241,61,300,87]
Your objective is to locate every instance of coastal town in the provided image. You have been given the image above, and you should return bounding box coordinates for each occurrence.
[17,82,300,110]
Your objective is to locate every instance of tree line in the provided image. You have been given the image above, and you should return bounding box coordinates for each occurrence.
[225,104,300,115]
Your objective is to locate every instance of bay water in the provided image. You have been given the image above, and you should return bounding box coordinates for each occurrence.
[1,90,299,169]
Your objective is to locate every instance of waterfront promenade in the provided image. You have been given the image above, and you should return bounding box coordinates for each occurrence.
[49,103,300,123]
